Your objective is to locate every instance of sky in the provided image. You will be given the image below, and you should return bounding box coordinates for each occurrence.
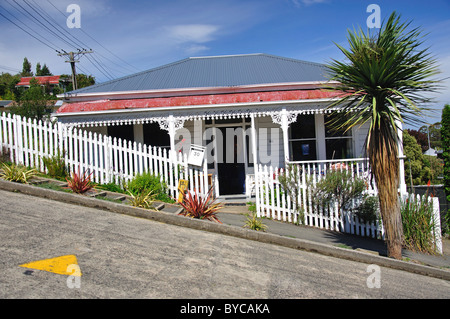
[0,0,449,129]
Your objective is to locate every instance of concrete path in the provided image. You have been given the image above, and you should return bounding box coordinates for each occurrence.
[217,209,450,269]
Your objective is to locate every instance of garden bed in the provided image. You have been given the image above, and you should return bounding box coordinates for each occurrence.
[28,176,183,214]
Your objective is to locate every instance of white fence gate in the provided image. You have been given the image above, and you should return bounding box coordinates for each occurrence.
[0,113,210,200]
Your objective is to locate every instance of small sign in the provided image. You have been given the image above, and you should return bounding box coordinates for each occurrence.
[188,144,206,166]
[177,179,189,202]
[301,143,310,156]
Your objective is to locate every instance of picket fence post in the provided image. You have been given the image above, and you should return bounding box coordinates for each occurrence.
[432,197,443,254]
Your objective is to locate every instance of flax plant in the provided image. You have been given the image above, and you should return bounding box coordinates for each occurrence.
[401,195,439,254]
[325,12,441,259]
[0,162,37,184]
[244,212,268,232]
[127,189,157,210]
[178,186,223,223]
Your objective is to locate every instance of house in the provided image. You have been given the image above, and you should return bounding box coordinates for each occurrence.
[16,75,62,94]
[54,53,375,197]
[0,100,13,111]
[424,148,437,156]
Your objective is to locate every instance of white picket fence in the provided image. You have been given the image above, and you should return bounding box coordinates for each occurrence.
[0,113,210,199]
[254,159,442,253]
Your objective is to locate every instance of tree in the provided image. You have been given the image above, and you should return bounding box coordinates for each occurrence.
[36,63,53,76]
[407,129,428,152]
[441,104,450,234]
[10,78,54,120]
[403,130,424,186]
[60,73,95,92]
[419,123,442,150]
[21,58,33,77]
[0,72,20,99]
[325,12,441,259]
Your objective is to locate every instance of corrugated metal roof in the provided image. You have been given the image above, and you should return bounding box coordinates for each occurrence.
[17,75,61,86]
[70,53,329,94]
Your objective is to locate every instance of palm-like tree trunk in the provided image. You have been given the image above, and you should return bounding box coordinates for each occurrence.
[368,125,403,259]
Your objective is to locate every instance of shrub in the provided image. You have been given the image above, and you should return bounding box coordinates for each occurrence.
[401,194,440,254]
[42,151,68,180]
[126,172,173,202]
[247,201,256,213]
[278,164,304,224]
[0,162,37,183]
[66,169,93,194]
[353,195,380,224]
[95,182,126,194]
[310,168,367,216]
[178,187,223,223]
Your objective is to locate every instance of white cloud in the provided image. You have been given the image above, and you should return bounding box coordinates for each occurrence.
[184,44,210,55]
[166,24,220,44]
[292,0,329,7]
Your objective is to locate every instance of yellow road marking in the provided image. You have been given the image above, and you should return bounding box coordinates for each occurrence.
[19,255,82,276]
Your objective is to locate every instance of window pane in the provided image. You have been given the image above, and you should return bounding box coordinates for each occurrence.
[325,115,351,137]
[290,140,317,161]
[326,138,353,160]
[289,114,315,139]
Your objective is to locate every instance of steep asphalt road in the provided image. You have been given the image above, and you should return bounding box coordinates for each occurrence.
[0,189,449,302]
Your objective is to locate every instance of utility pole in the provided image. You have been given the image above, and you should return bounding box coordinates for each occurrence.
[57,49,93,91]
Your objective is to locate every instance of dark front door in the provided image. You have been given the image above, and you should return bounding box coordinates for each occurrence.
[217,127,245,195]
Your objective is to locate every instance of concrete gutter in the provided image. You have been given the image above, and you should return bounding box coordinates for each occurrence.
[1,178,449,281]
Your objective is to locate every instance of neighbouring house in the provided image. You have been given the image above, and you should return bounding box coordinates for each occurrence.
[424,147,437,156]
[54,53,403,197]
[16,75,62,94]
[0,100,13,111]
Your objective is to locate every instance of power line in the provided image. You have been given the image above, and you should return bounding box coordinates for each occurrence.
[8,0,112,81]
[23,0,86,50]
[0,6,58,51]
[1,0,140,83]
[22,0,110,80]
[83,55,113,81]
[46,0,140,74]
[10,0,77,50]
[0,64,21,73]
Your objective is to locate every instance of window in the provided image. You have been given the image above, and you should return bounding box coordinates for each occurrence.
[107,124,134,142]
[143,123,170,148]
[288,114,317,161]
[324,115,353,160]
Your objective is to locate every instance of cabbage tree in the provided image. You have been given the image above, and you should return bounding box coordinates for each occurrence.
[326,12,441,259]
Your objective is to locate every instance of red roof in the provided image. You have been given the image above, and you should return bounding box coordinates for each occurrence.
[57,89,341,114]
[16,76,61,86]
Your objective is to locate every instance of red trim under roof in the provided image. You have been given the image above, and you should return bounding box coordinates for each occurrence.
[17,76,61,86]
[57,89,340,114]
